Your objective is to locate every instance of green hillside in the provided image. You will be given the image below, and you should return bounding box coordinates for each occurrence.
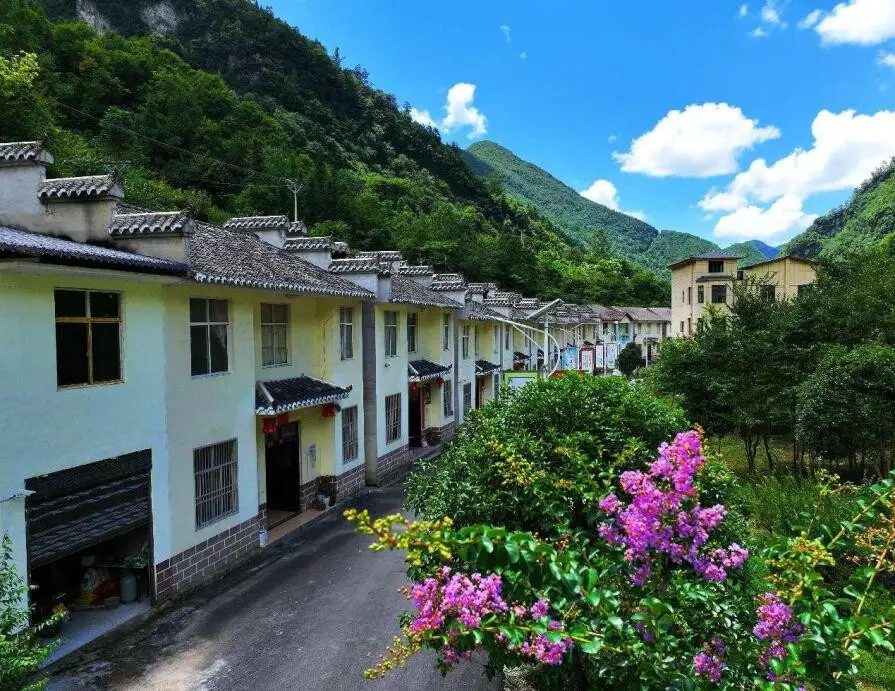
[1,0,670,306]
[636,230,716,275]
[722,241,774,267]
[463,141,659,257]
[785,158,895,259]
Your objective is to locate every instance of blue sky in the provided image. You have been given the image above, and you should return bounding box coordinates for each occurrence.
[272,1,895,246]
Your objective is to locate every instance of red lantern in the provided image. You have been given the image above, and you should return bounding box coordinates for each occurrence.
[262,417,277,435]
[410,382,419,393]
[322,403,337,418]
[276,413,290,426]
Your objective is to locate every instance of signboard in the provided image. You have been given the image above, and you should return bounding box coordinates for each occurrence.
[505,372,538,391]
[594,344,605,370]
[605,343,619,370]
[579,348,594,373]
[561,346,578,371]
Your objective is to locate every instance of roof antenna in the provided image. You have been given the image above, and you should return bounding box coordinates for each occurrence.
[286,179,303,223]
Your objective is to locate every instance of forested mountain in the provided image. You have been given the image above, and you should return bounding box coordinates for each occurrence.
[463,140,779,278]
[785,158,895,259]
[0,0,670,306]
[463,141,658,257]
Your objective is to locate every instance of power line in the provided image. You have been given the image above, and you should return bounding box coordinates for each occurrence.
[46,96,289,186]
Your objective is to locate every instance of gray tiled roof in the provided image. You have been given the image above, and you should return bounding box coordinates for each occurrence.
[475,359,501,376]
[332,241,349,255]
[189,223,373,299]
[483,291,521,307]
[397,264,433,276]
[39,174,122,202]
[465,283,491,295]
[615,306,673,322]
[288,220,308,236]
[668,250,742,269]
[467,301,504,320]
[283,236,333,251]
[256,376,350,415]
[589,304,626,321]
[223,215,290,231]
[390,274,463,308]
[358,250,403,262]
[329,257,382,273]
[0,141,53,165]
[0,225,186,274]
[431,273,467,291]
[109,211,191,236]
[408,360,452,383]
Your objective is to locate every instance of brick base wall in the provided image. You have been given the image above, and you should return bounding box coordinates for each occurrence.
[439,421,457,443]
[334,464,365,502]
[154,513,261,601]
[372,444,410,486]
[299,478,319,512]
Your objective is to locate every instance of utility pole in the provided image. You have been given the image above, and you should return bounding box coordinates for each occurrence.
[286,179,302,223]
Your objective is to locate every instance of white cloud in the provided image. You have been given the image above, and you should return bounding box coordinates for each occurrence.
[409,107,437,129]
[760,0,783,26]
[579,179,646,220]
[441,83,488,139]
[797,9,823,29]
[713,195,817,241]
[739,4,749,18]
[814,0,895,45]
[700,109,895,242]
[613,103,780,178]
[607,134,618,143]
[500,24,512,42]
[878,51,895,70]
[519,51,527,59]
[750,27,770,38]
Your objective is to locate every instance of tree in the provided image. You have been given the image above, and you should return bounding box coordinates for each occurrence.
[616,342,642,377]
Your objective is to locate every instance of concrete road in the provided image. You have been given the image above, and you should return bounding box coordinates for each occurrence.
[49,484,498,691]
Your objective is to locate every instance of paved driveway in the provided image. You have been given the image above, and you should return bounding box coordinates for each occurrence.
[49,484,498,690]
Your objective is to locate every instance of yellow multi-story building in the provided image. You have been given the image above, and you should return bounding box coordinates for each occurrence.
[669,251,742,336]
[740,256,818,299]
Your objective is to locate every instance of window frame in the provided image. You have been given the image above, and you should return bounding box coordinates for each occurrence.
[463,382,472,413]
[193,439,239,529]
[341,405,359,462]
[473,324,480,356]
[687,286,692,305]
[761,285,776,301]
[407,312,418,354]
[708,260,725,274]
[442,314,451,351]
[54,289,123,388]
[260,302,289,368]
[385,393,401,443]
[384,310,399,358]
[442,379,454,417]
[190,297,230,377]
[462,324,470,359]
[711,285,727,304]
[340,307,354,361]
[697,285,704,304]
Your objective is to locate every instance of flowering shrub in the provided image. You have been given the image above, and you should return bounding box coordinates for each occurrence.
[350,430,895,689]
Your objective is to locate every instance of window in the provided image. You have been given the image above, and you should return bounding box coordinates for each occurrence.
[680,321,685,334]
[797,284,809,297]
[260,303,288,367]
[443,380,454,417]
[697,285,704,304]
[711,285,727,304]
[708,260,724,274]
[463,383,472,413]
[462,324,471,359]
[761,285,776,301]
[194,439,238,529]
[474,325,480,356]
[384,310,398,357]
[687,286,692,305]
[505,325,510,350]
[407,312,418,354]
[190,298,229,376]
[687,318,692,334]
[341,406,359,462]
[385,393,401,443]
[442,314,451,351]
[682,290,685,303]
[340,307,354,360]
[55,289,122,387]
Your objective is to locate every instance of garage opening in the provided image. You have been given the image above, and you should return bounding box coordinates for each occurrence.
[26,450,153,663]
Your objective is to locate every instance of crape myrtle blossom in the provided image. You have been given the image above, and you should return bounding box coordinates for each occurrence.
[597,430,749,585]
[753,592,804,681]
[693,639,727,683]
[407,567,573,666]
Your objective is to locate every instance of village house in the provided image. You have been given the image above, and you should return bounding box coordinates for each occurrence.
[669,251,742,336]
[739,255,818,299]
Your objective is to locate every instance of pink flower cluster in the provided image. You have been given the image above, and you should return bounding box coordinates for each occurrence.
[753,593,804,680]
[597,430,748,585]
[693,639,727,683]
[408,568,573,666]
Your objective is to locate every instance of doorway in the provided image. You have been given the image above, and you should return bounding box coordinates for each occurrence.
[265,422,301,526]
[409,386,423,447]
[476,377,485,409]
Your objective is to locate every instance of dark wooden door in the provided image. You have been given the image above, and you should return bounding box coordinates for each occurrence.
[265,422,300,511]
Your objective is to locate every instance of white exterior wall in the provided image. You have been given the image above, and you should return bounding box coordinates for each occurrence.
[457,319,476,424]
[0,267,170,581]
[373,304,409,458]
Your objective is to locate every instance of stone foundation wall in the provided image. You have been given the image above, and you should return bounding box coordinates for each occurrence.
[154,513,262,601]
[299,478,319,512]
[439,421,457,443]
[334,464,365,502]
[372,444,410,486]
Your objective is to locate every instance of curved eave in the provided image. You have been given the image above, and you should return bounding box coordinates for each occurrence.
[255,389,350,416]
[191,271,374,299]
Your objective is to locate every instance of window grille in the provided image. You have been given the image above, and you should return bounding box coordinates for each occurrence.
[385,394,401,443]
[463,383,472,413]
[54,289,122,387]
[194,439,238,529]
[462,325,470,359]
[384,311,398,357]
[342,406,359,461]
[442,314,450,351]
[443,380,454,417]
[407,312,418,353]
[261,303,289,366]
[340,307,354,360]
[190,298,229,376]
